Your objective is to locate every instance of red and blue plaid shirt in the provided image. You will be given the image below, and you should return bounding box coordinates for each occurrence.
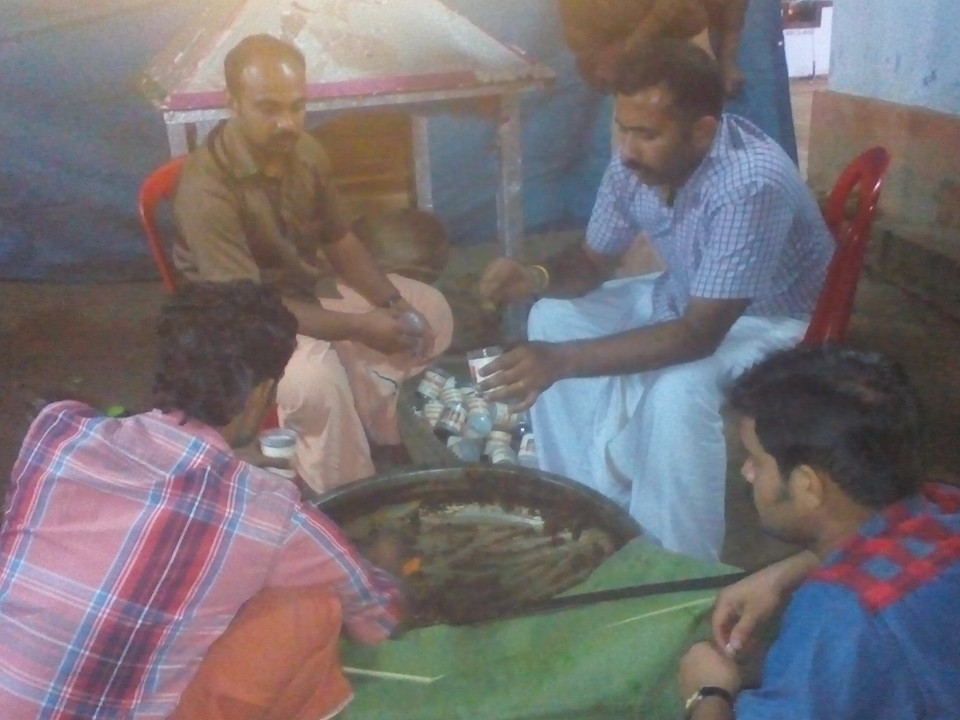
[0,401,401,719]
[810,482,960,612]
[737,482,960,719]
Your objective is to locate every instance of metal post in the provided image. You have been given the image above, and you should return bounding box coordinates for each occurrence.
[411,114,433,211]
[495,92,530,341]
[496,92,524,260]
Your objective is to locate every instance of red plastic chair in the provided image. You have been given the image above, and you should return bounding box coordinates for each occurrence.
[802,146,892,345]
[137,155,281,431]
[137,155,186,293]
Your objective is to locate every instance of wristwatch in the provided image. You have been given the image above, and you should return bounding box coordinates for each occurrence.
[684,686,734,719]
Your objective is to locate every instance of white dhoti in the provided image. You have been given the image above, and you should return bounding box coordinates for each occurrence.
[528,275,806,560]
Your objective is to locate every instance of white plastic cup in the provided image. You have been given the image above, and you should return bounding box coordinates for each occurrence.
[259,428,298,459]
[258,428,299,478]
[447,436,482,462]
[467,346,503,391]
[416,368,448,401]
[517,432,538,468]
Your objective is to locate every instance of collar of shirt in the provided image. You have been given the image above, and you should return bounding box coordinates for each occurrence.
[147,407,232,453]
[810,482,960,612]
[671,113,736,204]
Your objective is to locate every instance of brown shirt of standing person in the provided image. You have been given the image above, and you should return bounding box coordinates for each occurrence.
[558,0,747,97]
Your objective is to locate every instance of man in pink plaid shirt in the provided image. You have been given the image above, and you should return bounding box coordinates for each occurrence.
[0,281,403,719]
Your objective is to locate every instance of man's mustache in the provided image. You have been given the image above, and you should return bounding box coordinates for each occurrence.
[620,157,647,173]
[269,131,298,144]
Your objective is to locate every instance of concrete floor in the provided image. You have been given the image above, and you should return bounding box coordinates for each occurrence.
[2,79,958,571]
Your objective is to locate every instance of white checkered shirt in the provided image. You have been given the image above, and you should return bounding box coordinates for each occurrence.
[587,114,834,321]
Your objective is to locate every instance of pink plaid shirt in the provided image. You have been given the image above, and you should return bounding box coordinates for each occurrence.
[0,401,401,719]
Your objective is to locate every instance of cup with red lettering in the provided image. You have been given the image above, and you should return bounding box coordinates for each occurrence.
[467,346,503,395]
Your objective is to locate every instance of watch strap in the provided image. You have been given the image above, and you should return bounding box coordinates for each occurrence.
[684,686,734,719]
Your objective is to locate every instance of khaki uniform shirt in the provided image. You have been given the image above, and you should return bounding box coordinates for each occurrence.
[173,119,350,299]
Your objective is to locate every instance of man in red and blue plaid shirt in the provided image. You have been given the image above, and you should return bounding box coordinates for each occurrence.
[678,345,960,720]
[0,282,403,720]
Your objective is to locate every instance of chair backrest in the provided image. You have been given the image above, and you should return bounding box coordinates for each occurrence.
[138,155,187,293]
[137,154,282,433]
[803,146,891,345]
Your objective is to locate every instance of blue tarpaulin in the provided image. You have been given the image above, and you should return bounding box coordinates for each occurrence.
[0,0,796,282]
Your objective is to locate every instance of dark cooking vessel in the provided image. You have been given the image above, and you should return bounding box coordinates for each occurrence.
[315,464,642,625]
[317,464,641,544]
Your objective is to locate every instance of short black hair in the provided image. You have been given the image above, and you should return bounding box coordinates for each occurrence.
[152,281,297,426]
[224,34,306,97]
[613,39,724,122]
[729,344,925,507]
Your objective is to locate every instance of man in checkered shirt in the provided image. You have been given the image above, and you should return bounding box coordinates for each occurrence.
[477,40,833,560]
[678,345,960,719]
[0,282,404,719]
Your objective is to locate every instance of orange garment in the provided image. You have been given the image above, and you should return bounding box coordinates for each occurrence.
[170,587,352,720]
[278,273,453,493]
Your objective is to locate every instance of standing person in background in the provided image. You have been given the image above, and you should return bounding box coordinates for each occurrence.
[0,282,405,720]
[477,41,833,560]
[174,34,454,494]
[679,344,960,720]
[558,0,748,97]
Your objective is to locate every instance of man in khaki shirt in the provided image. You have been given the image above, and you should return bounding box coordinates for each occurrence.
[174,34,453,493]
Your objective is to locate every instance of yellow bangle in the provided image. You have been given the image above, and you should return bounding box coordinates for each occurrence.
[530,264,550,292]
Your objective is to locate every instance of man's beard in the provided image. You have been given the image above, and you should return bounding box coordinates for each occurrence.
[621,157,670,186]
[266,131,298,153]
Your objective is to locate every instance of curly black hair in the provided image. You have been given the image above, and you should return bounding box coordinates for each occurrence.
[613,39,725,123]
[729,344,925,507]
[152,281,297,426]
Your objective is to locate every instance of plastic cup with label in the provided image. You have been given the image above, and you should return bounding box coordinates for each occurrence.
[447,436,482,462]
[421,400,444,428]
[517,432,538,468]
[484,430,513,459]
[258,428,299,479]
[416,367,449,402]
[434,402,467,441]
[467,346,503,394]
[491,401,514,431]
[489,445,518,465]
[464,404,494,439]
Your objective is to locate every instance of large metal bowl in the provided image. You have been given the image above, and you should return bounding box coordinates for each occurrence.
[315,465,642,626]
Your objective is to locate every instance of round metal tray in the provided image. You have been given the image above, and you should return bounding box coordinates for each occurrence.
[316,465,642,626]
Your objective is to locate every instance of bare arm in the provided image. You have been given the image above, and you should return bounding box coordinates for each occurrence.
[706,0,748,96]
[323,230,403,310]
[478,242,616,304]
[283,231,430,356]
[711,550,819,656]
[481,292,749,410]
[623,0,709,51]
[678,642,740,719]
[555,295,748,378]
